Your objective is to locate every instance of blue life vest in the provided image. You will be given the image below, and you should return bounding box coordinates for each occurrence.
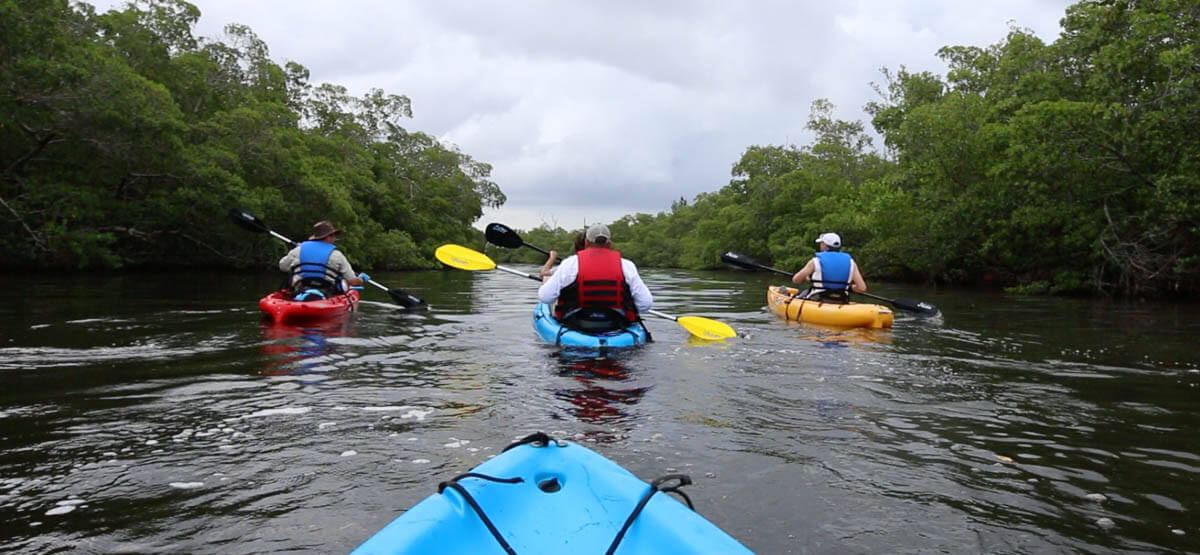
[813,251,852,291]
[295,241,340,286]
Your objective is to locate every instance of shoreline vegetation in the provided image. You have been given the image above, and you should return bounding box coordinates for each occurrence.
[2,1,1195,297]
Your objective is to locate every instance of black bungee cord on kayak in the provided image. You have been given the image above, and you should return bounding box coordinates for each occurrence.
[430,433,560,555]
[502,431,562,451]
[634,314,654,343]
[435,432,698,555]
[436,472,524,555]
[552,323,642,347]
[604,474,696,555]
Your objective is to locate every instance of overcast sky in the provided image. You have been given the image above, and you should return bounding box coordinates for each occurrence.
[92,0,1071,231]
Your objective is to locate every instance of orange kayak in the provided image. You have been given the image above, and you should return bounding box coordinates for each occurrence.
[258,289,359,323]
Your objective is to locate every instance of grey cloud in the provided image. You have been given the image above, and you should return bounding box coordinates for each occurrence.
[90,0,1070,229]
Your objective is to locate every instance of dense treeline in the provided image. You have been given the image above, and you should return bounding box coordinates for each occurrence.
[493,0,1198,297]
[4,1,1196,297]
[0,0,503,270]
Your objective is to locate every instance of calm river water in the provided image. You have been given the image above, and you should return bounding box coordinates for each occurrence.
[1,267,1197,554]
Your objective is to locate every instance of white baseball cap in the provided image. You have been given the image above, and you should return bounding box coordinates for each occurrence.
[815,232,842,248]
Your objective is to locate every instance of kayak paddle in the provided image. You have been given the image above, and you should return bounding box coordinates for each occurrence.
[228,208,428,310]
[484,222,550,256]
[436,243,736,341]
[720,251,939,316]
[229,207,297,245]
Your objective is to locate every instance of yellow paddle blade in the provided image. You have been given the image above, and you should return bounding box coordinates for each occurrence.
[435,244,496,271]
[676,316,737,341]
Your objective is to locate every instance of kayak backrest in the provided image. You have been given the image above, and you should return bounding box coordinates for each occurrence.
[559,307,629,333]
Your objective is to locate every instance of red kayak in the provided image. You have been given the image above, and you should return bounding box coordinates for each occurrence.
[258,289,360,323]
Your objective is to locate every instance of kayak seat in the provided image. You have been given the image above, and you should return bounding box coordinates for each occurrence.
[559,307,629,333]
[293,288,327,302]
[807,290,850,304]
[291,277,338,301]
[793,287,850,304]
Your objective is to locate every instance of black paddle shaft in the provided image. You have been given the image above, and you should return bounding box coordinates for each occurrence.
[229,208,273,236]
[721,252,787,275]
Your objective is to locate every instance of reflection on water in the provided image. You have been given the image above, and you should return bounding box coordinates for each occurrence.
[773,318,895,347]
[551,352,650,427]
[0,270,1196,554]
[258,317,356,376]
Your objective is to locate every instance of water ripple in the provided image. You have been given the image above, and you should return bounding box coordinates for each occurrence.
[0,271,1196,553]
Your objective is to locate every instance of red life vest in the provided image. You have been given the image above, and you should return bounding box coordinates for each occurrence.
[555,247,638,323]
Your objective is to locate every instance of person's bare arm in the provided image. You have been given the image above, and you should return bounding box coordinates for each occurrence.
[850,264,867,293]
[792,259,815,283]
[539,250,558,281]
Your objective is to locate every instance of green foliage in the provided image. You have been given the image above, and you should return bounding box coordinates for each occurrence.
[495,0,1198,297]
[0,0,502,271]
[3,0,1196,298]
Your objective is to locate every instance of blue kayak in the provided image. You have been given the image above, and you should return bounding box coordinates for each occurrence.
[532,303,649,348]
[352,433,751,554]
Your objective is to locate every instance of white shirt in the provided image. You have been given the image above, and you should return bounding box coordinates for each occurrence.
[537,253,653,312]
